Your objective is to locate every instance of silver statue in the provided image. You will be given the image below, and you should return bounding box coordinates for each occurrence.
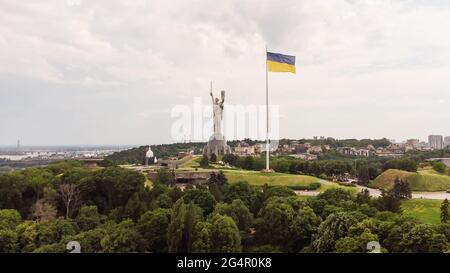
[210,90,225,139]
[203,83,230,156]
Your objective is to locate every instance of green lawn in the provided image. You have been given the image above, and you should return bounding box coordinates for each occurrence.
[179,156,202,168]
[371,168,450,192]
[401,199,443,224]
[178,158,357,193]
[223,170,319,186]
[222,169,356,193]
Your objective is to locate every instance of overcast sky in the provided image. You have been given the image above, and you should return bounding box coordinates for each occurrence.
[1,0,450,146]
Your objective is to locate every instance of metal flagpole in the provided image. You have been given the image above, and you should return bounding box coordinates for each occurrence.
[265,46,270,171]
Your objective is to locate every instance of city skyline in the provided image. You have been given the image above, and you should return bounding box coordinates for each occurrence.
[3,134,450,147]
[2,1,450,145]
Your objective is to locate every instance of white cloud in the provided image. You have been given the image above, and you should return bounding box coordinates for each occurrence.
[1,0,450,145]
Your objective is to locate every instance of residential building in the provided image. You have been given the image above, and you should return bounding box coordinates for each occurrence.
[294,143,310,154]
[428,135,444,150]
[309,145,323,154]
[406,139,420,148]
[444,136,450,148]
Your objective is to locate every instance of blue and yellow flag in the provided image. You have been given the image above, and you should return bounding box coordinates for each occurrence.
[267,52,296,73]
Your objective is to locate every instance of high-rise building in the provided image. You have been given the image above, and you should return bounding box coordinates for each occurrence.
[444,136,450,148]
[428,135,444,150]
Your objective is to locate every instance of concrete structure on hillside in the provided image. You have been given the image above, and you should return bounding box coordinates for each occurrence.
[148,170,213,186]
[429,135,444,150]
[337,147,371,157]
[234,141,255,156]
[426,158,450,167]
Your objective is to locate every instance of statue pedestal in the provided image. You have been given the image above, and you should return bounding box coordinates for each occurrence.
[203,134,231,156]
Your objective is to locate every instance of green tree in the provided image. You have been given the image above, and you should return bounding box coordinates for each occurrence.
[255,199,295,247]
[375,190,401,213]
[46,160,84,175]
[16,221,38,252]
[169,186,184,203]
[0,172,26,215]
[392,177,412,200]
[208,171,229,202]
[383,218,417,253]
[223,181,261,215]
[222,154,238,166]
[124,192,146,221]
[100,219,144,253]
[200,155,209,168]
[32,243,66,253]
[433,162,447,174]
[0,209,21,229]
[137,208,172,253]
[214,199,253,232]
[441,199,449,223]
[210,153,217,163]
[212,176,227,198]
[156,168,176,186]
[183,189,216,215]
[68,227,107,253]
[312,212,362,253]
[356,189,371,205]
[357,164,370,186]
[382,158,417,172]
[334,230,378,253]
[81,167,146,214]
[167,199,203,253]
[0,209,20,253]
[208,214,242,253]
[264,186,296,200]
[0,228,18,253]
[23,168,54,203]
[289,206,320,252]
[76,205,104,232]
[36,218,78,247]
[191,221,213,253]
[317,188,353,205]
[400,224,447,253]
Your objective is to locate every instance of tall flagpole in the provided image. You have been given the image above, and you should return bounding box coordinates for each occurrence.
[265,46,270,172]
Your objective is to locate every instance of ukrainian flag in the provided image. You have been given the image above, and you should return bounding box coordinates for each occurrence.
[267,52,296,73]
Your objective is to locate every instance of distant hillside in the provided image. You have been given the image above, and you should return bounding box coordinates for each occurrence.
[371,168,450,192]
[106,146,148,165]
[106,143,206,164]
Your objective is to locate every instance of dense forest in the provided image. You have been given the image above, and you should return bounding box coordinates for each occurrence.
[0,160,449,253]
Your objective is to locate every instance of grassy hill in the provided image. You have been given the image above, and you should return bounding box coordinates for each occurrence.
[179,156,356,192]
[402,199,442,224]
[371,168,450,192]
[222,170,357,193]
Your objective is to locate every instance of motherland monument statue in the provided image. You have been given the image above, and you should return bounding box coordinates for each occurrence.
[203,82,231,156]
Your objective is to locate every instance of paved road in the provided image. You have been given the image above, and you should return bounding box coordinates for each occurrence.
[295,180,450,200]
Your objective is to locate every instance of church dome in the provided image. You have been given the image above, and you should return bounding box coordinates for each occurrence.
[145,147,154,158]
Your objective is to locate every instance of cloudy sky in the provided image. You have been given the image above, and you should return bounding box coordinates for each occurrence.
[1,0,450,146]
